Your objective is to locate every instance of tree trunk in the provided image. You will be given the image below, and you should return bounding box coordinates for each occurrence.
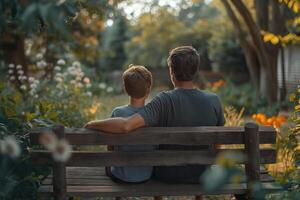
[230,0,277,103]
[221,0,260,98]
[1,24,27,74]
[255,0,269,31]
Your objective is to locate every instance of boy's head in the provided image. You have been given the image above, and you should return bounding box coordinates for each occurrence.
[122,65,152,99]
[167,46,200,82]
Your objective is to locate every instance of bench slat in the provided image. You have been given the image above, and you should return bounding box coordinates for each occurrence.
[42,173,274,186]
[38,182,282,197]
[31,149,276,166]
[30,126,276,145]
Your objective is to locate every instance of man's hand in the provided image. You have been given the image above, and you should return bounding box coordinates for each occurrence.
[83,113,146,134]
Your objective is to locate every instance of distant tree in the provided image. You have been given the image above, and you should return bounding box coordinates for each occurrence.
[220,0,294,103]
[100,13,129,71]
[125,7,213,70]
[0,0,118,73]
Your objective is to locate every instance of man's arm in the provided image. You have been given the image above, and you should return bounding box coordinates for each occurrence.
[83,113,145,134]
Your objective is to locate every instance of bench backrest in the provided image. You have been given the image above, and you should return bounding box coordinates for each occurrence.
[29,123,277,199]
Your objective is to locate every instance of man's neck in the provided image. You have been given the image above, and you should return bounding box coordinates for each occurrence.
[130,97,146,108]
[174,81,195,89]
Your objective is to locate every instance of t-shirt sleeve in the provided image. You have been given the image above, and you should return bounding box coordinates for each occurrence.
[138,92,166,127]
[110,108,120,118]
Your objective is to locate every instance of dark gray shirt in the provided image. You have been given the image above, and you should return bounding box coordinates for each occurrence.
[139,88,225,183]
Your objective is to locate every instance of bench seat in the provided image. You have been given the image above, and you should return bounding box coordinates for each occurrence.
[38,167,282,198]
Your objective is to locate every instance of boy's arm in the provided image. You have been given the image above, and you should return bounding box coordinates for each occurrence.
[83,113,145,134]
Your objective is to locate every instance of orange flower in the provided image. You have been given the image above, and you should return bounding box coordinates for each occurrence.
[251,113,287,129]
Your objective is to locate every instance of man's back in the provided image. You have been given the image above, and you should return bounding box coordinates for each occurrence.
[139,88,225,183]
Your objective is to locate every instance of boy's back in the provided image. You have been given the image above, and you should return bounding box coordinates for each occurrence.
[110,105,155,182]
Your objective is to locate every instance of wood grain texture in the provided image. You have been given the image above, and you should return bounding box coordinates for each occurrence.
[30,149,276,166]
[30,126,276,145]
[42,167,275,186]
[52,125,67,200]
[38,182,282,197]
[244,123,260,199]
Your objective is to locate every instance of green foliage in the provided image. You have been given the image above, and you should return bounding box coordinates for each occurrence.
[0,59,103,198]
[125,6,213,70]
[207,81,283,116]
[100,13,129,70]
[209,28,248,74]
[267,87,300,199]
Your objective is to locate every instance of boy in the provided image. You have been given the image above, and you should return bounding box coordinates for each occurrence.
[86,65,154,183]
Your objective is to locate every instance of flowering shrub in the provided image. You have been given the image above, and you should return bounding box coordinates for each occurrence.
[251,113,287,129]
[0,57,114,198]
[267,86,300,199]
[206,80,283,115]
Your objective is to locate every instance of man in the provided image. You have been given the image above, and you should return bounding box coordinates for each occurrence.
[85,46,225,185]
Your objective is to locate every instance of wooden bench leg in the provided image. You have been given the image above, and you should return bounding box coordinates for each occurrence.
[154,196,163,200]
[195,195,203,200]
[115,197,122,200]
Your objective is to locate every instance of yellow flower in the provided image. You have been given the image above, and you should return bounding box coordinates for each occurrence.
[289,94,296,102]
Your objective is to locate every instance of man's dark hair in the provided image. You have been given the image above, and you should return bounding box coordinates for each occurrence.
[167,46,200,81]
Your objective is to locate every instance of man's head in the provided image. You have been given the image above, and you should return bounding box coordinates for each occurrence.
[122,65,152,99]
[167,46,200,84]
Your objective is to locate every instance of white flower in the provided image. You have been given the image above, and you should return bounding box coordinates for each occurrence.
[10,76,16,81]
[86,91,92,97]
[21,76,27,81]
[36,53,43,60]
[35,80,40,84]
[52,139,72,162]
[17,70,24,75]
[86,83,92,88]
[20,85,27,90]
[67,66,76,74]
[18,76,23,80]
[72,61,81,68]
[0,140,6,154]
[70,80,76,85]
[107,87,114,93]
[8,69,14,74]
[76,76,82,81]
[54,66,61,71]
[39,132,58,151]
[57,0,66,6]
[28,77,35,83]
[1,136,21,158]
[34,94,39,98]
[56,73,63,77]
[37,60,47,69]
[55,77,63,83]
[16,65,22,69]
[83,77,90,84]
[57,59,66,66]
[76,83,83,88]
[30,83,37,89]
[99,83,107,89]
[29,90,35,96]
[8,64,15,69]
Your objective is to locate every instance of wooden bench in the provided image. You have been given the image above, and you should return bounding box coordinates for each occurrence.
[29,123,282,200]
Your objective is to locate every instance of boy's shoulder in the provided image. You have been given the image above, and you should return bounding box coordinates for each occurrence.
[111,105,141,117]
[112,105,130,114]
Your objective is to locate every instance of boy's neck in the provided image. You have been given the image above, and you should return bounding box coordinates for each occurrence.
[129,97,146,108]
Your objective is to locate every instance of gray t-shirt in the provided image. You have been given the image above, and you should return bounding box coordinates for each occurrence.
[139,88,225,183]
[110,105,155,182]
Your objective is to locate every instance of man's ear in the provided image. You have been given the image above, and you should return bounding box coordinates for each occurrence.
[169,67,176,86]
